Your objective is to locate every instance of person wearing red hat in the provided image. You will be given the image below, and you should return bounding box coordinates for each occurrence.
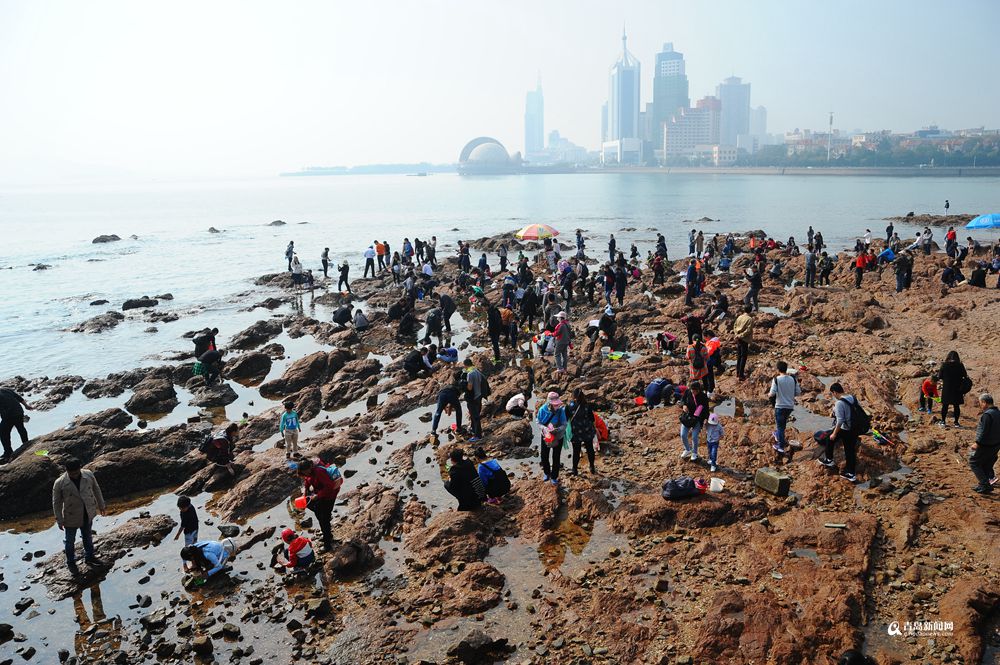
[276,528,315,571]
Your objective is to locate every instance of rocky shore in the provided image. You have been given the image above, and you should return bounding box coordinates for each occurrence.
[1,228,999,665]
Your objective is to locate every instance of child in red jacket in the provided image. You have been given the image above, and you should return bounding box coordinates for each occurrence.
[919,374,939,413]
[275,528,315,571]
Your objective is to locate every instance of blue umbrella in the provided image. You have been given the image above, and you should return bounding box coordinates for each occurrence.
[966,213,1000,229]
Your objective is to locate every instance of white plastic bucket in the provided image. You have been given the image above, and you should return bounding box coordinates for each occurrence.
[709,477,726,492]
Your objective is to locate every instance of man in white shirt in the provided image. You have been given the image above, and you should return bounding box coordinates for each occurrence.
[363,246,376,278]
[768,360,801,457]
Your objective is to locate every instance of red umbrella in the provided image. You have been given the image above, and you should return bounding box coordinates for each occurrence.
[515,223,559,240]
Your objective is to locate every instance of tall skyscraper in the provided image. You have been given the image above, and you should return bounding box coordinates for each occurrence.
[607,27,640,141]
[717,76,751,146]
[749,106,767,136]
[602,27,642,165]
[524,79,544,158]
[652,43,689,146]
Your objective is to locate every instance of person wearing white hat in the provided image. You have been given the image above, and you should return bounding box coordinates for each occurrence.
[704,413,725,473]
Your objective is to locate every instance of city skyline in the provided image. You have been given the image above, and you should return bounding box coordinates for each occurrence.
[1,0,998,183]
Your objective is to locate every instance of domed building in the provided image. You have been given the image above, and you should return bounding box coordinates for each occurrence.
[458,137,522,175]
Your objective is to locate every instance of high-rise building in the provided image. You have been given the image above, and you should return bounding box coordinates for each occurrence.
[652,43,690,146]
[607,27,640,141]
[524,79,544,159]
[717,76,751,147]
[662,96,721,158]
[750,105,767,136]
[602,27,642,165]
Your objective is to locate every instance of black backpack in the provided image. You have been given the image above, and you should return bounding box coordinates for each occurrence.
[479,373,492,399]
[662,476,699,500]
[840,397,872,437]
[691,344,705,370]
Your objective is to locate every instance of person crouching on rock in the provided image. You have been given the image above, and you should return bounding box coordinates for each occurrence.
[198,348,225,386]
[445,448,484,511]
[181,538,236,580]
[403,346,436,380]
[274,528,315,572]
[205,423,240,477]
[474,447,510,505]
[295,459,340,551]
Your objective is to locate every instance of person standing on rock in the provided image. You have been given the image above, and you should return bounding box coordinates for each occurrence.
[568,388,598,476]
[804,245,817,288]
[944,199,950,215]
[818,382,859,482]
[174,496,199,546]
[279,401,302,459]
[768,361,801,459]
[730,308,753,382]
[608,234,616,263]
[680,380,709,462]
[938,351,970,428]
[537,392,568,484]
[296,458,340,551]
[742,266,761,312]
[970,393,999,494]
[363,245,376,278]
[885,222,894,244]
[552,312,573,373]
[321,247,330,278]
[338,260,351,293]
[0,387,32,463]
[285,241,295,271]
[52,458,107,576]
[464,358,485,442]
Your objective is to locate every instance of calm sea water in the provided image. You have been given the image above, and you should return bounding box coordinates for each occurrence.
[1,173,997,380]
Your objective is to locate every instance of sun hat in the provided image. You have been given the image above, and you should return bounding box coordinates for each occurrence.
[707,413,719,425]
[547,391,564,408]
[556,311,567,319]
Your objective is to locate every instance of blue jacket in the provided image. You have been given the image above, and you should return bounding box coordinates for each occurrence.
[194,540,230,577]
[645,379,671,406]
[477,459,504,486]
[537,404,567,428]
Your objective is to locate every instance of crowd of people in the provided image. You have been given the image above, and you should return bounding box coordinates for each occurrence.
[6,215,997,607]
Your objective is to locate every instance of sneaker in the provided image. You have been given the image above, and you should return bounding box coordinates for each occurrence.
[710,464,718,472]
[690,454,699,462]
[549,478,560,486]
[772,442,788,454]
[67,563,81,577]
[589,465,597,474]
[468,436,481,443]
[817,456,836,468]
[990,476,998,486]
[972,485,993,495]
[839,471,857,483]
[937,422,947,428]
[680,451,691,459]
[543,474,550,482]
[85,557,107,567]
[486,497,501,505]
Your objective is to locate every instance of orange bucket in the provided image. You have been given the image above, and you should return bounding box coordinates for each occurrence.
[293,496,308,510]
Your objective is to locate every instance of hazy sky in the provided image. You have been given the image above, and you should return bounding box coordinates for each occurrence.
[1,0,998,183]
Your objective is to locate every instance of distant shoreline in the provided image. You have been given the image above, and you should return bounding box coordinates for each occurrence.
[281,165,1000,178]
[592,166,1000,177]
